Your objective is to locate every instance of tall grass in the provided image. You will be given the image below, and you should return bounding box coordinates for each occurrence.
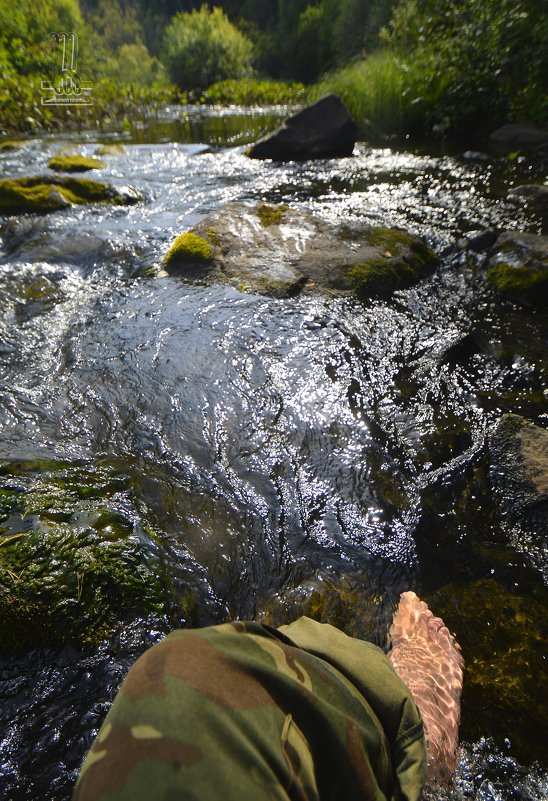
[311,50,449,139]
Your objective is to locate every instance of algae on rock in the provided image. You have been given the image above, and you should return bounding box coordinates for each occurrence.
[0,459,171,655]
[430,579,548,764]
[0,176,143,215]
[48,154,106,172]
[486,231,548,307]
[162,201,436,299]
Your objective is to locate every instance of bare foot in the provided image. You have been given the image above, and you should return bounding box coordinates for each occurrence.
[387,591,464,786]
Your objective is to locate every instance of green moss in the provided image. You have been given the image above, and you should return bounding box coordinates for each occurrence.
[0,459,170,655]
[163,232,215,267]
[48,154,106,172]
[255,275,306,298]
[0,176,140,215]
[345,231,436,297]
[257,203,289,227]
[346,258,413,295]
[94,143,126,156]
[0,140,25,151]
[368,226,416,254]
[430,579,548,764]
[487,261,548,306]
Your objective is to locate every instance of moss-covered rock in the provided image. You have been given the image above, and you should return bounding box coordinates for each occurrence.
[161,202,436,299]
[0,140,25,151]
[163,232,214,269]
[0,175,143,215]
[429,579,548,764]
[257,202,289,227]
[489,414,548,531]
[0,459,170,655]
[48,154,106,172]
[486,231,548,306]
[94,143,126,156]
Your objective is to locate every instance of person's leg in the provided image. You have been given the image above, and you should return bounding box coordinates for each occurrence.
[387,591,464,787]
[73,618,427,801]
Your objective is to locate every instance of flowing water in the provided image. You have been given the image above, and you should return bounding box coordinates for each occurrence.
[0,109,547,800]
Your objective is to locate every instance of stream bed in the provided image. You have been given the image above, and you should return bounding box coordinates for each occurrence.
[0,109,547,800]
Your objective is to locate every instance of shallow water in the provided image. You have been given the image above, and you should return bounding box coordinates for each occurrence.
[0,111,547,800]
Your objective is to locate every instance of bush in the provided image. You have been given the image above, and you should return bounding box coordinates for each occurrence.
[161,5,254,92]
[382,0,548,132]
[199,78,306,107]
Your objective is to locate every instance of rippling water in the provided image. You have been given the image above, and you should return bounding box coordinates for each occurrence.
[0,112,546,800]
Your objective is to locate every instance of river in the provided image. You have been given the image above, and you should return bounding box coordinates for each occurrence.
[0,107,546,800]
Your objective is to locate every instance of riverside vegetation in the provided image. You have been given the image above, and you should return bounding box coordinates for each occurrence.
[1,1,545,141]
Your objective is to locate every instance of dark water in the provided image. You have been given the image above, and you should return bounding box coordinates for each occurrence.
[0,110,547,800]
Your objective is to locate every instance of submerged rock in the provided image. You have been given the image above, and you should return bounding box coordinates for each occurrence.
[247,94,357,161]
[0,175,143,215]
[48,154,105,172]
[429,579,548,765]
[486,230,548,306]
[489,123,548,155]
[489,413,548,530]
[0,459,170,655]
[162,201,436,299]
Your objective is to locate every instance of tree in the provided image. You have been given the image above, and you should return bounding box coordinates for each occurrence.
[161,5,254,91]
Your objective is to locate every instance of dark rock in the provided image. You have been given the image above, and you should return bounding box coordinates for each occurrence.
[489,123,548,155]
[161,201,436,299]
[247,94,358,161]
[458,229,498,253]
[486,230,548,306]
[489,413,548,529]
[508,183,548,210]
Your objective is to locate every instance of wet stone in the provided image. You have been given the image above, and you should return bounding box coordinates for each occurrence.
[161,201,436,300]
[0,175,143,215]
[489,413,548,533]
[486,231,548,306]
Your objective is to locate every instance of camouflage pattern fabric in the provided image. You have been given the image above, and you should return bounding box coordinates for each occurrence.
[73,617,426,801]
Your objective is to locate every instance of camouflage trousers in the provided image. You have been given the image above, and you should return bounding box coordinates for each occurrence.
[73,617,426,801]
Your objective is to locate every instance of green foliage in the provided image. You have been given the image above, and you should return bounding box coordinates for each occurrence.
[381,0,548,132]
[161,5,254,91]
[199,78,305,106]
[313,50,448,138]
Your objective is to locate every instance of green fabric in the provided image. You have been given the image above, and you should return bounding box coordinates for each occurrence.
[73,617,426,801]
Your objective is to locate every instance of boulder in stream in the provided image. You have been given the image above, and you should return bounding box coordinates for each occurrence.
[247,94,357,161]
[486,230,548,306]
[0,175,143,215]
[508,183,548,211]
[489,413,548,531]
[48,154,106,172]
[489,123,548,155]
[162,202,436,299]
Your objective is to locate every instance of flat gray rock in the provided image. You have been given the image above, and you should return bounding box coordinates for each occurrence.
[161,202,436,299]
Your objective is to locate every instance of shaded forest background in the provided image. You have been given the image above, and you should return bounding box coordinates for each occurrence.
[1,0,546,139]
